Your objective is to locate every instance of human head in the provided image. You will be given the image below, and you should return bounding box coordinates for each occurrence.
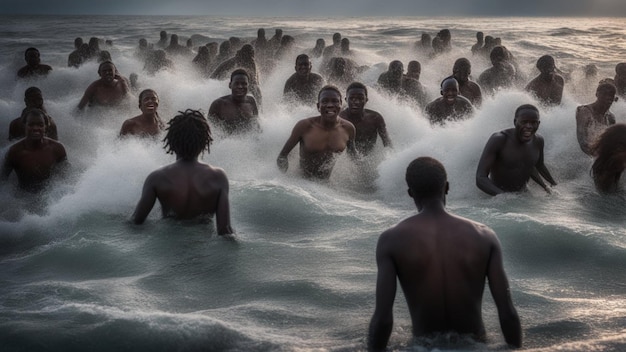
[138,89,159,111]
[405,157,448,200]
[440,77,459,104]
[238,44,254,60]
[317,85,342,102]
[229,69,250,98]
[139,38,148,49]
[275,29,283,37]
[341,38,350,53]
[513,104,540,142]
[98,50,112,63]
[197,45,209,56]
[98,61,116,80]
[206,42,218,56]
[74,37,83,49]
[421,33,431,47]
[453,58,471,82]
[389,60,403,80]
[257,28,265,38]
[345,82,368,112]
[160,31,167,40]
[24,86,43,108]
[476,31,484,41]
[537,55,556,75]
[490,46,508,65]
[186,38,193,48]
[170,34,179,45]
[24,47,41,66]
[332,32,341,45]
[315,38,325,48]
[21,108,50,137]
[584,64,598,78]
[219,41,231,56]
[163,109,213,159]
[595,81,617,107]
[407,61,421,79]
[317,85,343,119]
[591,123,626,193]
[615,63,626,77]
[295,54,312,76]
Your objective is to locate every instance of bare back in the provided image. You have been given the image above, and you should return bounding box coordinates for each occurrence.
[384,212,494,338]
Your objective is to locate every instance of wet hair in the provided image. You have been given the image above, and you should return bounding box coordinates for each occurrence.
[24,86,42,98]
[230,68,250,82]
[490,46,507,64]
[346,82,368,97]
[138,89,165,129]
[24,47,39,58]
[98,60,116,73]
[440,77,459,89]
[407,60,421,73]
[163,109,213,159]
[596,81,617,95]
[590,124,626,193]
[537,55,555,70]
[295,53,310,64]
[20,108,50,128]
[405,157,447,199]
[453,58,471,71]
[514,104,540,118]
[318,85,342,101]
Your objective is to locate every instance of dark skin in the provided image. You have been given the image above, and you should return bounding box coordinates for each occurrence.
[476,110,557,195]
[339,87,392,155]
[283,56,325,105]
[132,157,234,236]
[277,89,356,180]
[2,113,67,192]
[77,62,131,110]
[369,181,521,351]
[453,60,483,107]
[17,49,52,78]
[576,86,616,156]
[120,90,162,137]
[8,92,58,141]
[424,79,474,125]
[525,59,564,106]
[208,74,260,134]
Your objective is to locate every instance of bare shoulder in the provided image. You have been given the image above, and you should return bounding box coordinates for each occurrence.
[339,117,356,132]
[364,108,384,120]
[450,213,497,239]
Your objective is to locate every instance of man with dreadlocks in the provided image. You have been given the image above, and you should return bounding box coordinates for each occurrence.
[120,89,164,137]
[132,109,234,236]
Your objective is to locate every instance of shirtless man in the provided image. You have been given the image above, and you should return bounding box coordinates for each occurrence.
[525,55,564,106]
[452,58,482,107]
[17,48,52,79]
[2,109,67,193]
[77,61,131,110]
[424,77,474,125]
[9,87,58,141]
[377,60,404,95]
[403,60,428,107]
[120,89,164,137]
[478,46,516,95]
[476,104,557,195]
[132,109,234,237]
[368,157,521,351]
[208,69,260,135]
[283,54,325,105]
[339,82,391,155]
[576,82,617,156]
[277,85,356,180]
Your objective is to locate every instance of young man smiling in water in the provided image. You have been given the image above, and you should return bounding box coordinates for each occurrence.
[476,104,557,195]
[120,89,164,137]
[277,85,356,180]
[369,157,521,351]
[132,109,234,237]
[77,61,131,110]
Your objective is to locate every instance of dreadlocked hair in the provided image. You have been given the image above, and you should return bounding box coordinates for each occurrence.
[163,109,213,159]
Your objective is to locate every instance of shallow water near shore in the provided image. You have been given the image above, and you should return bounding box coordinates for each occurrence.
[0,15,625,351]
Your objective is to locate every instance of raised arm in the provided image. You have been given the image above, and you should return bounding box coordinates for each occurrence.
[368,231,397,352]
[132,172,158,224]
[476,133,506,196]
[77,82,96,110]
[487,232,522,348]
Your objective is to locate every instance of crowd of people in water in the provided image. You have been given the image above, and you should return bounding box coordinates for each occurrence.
[3,26,626,350]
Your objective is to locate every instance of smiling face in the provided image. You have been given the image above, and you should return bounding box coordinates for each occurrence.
[295,56,311,76]
[317,89,342,122]
[229,74,249,98]
[98,63,116,82]
[139,90,159,115]
[440,78,459,105]
[514,109,540,143]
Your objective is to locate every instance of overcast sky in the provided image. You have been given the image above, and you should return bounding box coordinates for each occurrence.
[2,0,625,16]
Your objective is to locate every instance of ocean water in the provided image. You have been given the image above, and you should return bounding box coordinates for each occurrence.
[0,15,625,351]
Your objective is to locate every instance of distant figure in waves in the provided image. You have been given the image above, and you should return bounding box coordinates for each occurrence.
[9,87,58,141]
[377,60,404,95]
[591,124,626,194]
[120,89,164,138]
[2,108,68,193]
[132,109,234,237]
[277,85,357,180]
[156,30,168,48]
[77,61,132,111]
[368,156,522,351]
[165,34,191,57]
[403,60,428,107]
[431,29,451,56]
[614,62,626,99]
[144,50,174,76]
[283,54,325,106]
[576,82,617,156]
[476,104,557,196]
[424,77,474,126]
[525,55,564,106]
[17,47,52,79]
[208,69,260,135]
[322,32,342,59]
[478,46,516,95]
[339,82,392,156]
[471,31,484,55]
[452,58,482,107]
[309,38,325,59]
